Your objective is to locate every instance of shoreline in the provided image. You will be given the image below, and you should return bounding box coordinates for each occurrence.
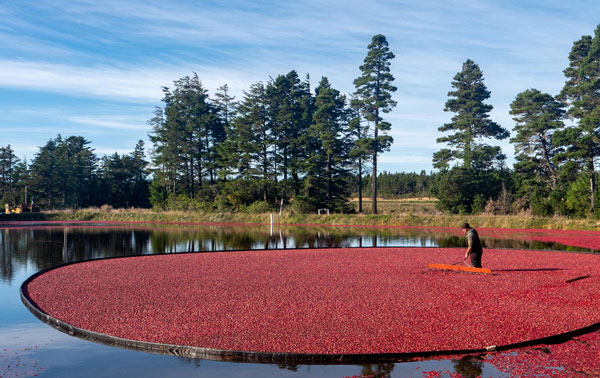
[2,208,600,231]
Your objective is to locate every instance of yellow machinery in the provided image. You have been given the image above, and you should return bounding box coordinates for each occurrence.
[5,203,23,214]
[4,203,37,214]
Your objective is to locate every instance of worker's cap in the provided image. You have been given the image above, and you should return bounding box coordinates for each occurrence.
[460,222,470,229]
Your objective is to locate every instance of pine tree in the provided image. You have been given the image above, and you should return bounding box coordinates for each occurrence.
[348,96,371,213]
[267,71,312,199]
[129,140,150,207]
[0,145,19,201]
[147,106,173,207]
[241,82,274,201]
[249,83,275,203]
[302,77,351,211]
[214,84,237,129]
[29,136,97,209]
[11,159,29,205]
[59,136,97,208]
[433,59,509,170]
[509,89,564,191]
[353,34,397,214]
[149,74,222,200]
[148,93,180,197]
[29,138,59,207]
[226,84,263,181]
[556,25,600,213]
[214,84,238,181]
[217,81,273,206]
[99,153,126,206]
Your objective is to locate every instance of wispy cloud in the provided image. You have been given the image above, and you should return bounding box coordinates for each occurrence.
[1,0,599,171]
[0,60,166,102]
[0,60,262,103]
[68,116,149,130]
[0,32,93,62]
[379,155,434,165]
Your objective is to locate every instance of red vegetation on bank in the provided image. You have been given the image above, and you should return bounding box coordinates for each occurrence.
[25,247,600,355]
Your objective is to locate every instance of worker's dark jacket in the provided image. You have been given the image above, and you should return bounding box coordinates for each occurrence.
[466,228,483,268]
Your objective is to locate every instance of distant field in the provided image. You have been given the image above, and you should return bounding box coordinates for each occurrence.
[4,196,600,231]
[351,197,438,202]
[350,197,440,215]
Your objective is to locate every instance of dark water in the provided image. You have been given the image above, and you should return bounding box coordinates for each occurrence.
[1,223,582,378]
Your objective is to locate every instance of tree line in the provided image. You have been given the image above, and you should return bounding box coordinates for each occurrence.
[431,24,600,217]
[358,171,433,199]
[0,34,398,213]
[2,26,600,217]
[147,34,396,214]
[0,138,149,209]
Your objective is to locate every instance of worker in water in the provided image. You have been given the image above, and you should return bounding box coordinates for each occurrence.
[461,222,483,268]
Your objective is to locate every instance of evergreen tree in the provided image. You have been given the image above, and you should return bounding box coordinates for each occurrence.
[431,166,506,214]
[29,135,96,208]
[11,159,29,205]
[218,84,256,182]
[556,25,600,213]
[267,71,312,199]
[96,142,149,208]
[29,138,59,207]
[300,77,351,212]
[433,59,509,170]
[353,34,397,214]
[348,96,371,213]
[98,153,127,207]
[509,89,564,201]
[129,140,150,207]
[58,136,97,208]
[174,74,215,193]
[239,82,274,202]
[149,74,222,201]
[214,84,238,181]
[215,84,263,208]
[432,60,509,214]
[214,84,237,130]
[0,145,19,202]
[147,106,175,203]
[361,171,432,198]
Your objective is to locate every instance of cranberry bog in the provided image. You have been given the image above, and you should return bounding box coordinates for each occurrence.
[22,245,600,364]
[9,223,600,377]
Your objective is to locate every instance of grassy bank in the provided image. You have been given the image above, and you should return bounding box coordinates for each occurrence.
[3,205,600,231]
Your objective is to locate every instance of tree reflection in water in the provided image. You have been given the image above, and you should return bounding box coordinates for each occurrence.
[453,355,484,378]
[0,224,591,283]
[361,363,394,378]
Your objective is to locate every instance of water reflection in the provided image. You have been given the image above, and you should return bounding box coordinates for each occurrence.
[0,224,593,284]
[360,363,395,378]
[453,355,484,378]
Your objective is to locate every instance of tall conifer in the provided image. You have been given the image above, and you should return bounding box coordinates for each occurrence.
[509,89,564,191]
[353,34,396,214]
[303,77,351,211]
[433,59,508,170]
[557,25,600,213]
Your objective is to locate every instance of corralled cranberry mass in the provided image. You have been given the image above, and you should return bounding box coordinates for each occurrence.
[485,329,600,377]
[25,247,600,355]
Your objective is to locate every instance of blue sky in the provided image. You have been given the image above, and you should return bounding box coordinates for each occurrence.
[1,0,599,173]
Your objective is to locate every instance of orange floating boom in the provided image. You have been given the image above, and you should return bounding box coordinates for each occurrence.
[428,263,492,274]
